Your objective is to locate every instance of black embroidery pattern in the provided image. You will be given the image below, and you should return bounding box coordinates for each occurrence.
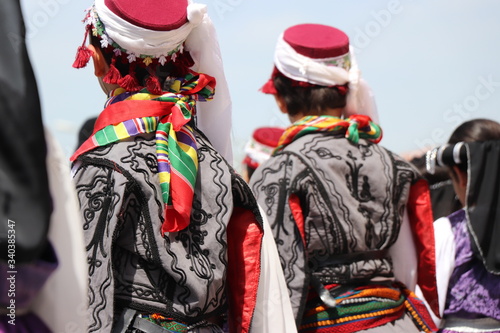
[251,134,417,320]
[386,148,416,245]
[77,167,120,277]
[255,159,290,234]
[345,150,374,203]
[74,129,243,330]
[314,146,341,160]
[177,198,215,281]
[74,164,121,332]
[88,262,113,332]
[170,132,229,316]
[344,149,376,247]
[120,136,163,222]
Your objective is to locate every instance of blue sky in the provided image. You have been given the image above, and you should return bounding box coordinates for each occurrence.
[20,0,500,169]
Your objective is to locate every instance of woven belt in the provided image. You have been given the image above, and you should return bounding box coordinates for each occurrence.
[309,249,389,270]
[113,308,180,333]
[113,308,223,333]
[309,249,390,308]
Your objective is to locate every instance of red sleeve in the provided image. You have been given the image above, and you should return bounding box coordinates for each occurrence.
[289,193,306,247]
[407,178,440,318]
[227,207,263,333]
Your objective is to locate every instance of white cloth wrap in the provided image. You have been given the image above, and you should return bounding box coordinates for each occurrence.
[185,13,233,163]
[94,0,233,163]
[252,205,298,333]
[244,138,276,166]
[32,129,89,331]
[94,0,204,57]
[274,34,379,123]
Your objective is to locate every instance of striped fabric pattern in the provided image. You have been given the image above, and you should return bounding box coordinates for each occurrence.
[72,71,216,234]
[275,114,382,154]
[141,313,188,332]
[300,283,437,333]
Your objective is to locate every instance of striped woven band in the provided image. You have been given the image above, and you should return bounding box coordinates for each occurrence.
[274,114,382,154]
[71,71,216,234]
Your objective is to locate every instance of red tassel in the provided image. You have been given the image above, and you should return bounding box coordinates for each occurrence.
[103,59,121,84]
[118,63,141,91]
[146,74,162,95]
[118,74,140,91]
[72,45,93,69]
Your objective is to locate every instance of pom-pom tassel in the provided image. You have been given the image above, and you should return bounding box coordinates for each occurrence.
[119,74,140,91]
[72,25,92,69]
[146,73,162,95]
[103,58,121,84]
[118,64,141,91]
[72,45,93,69]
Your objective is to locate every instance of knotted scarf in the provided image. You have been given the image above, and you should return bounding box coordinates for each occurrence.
[274,114,382,154]
[71,71,216,234]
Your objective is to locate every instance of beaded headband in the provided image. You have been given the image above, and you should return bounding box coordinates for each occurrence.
[72,2,205,94]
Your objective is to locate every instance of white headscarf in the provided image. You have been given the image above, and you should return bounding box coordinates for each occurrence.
[274,33,379,123]
[94,0,233,162]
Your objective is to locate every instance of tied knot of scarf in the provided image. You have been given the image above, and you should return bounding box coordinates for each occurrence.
[274,114,382,154]
[71,71,216,235]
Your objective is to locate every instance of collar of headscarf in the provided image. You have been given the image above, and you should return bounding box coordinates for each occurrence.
[71,71,216,235]
[274,114,382,154]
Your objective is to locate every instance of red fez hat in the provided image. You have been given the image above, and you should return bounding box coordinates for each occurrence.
[260,24,351,94]
[253,127,284,147]
[243,127,285,169]
[283,23,350,59]
[104,0,188,31]
[73,0,200,93]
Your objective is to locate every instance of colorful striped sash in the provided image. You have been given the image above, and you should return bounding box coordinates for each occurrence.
[275,114,382,154]
[71,71,216,234]
[300,283,437,333]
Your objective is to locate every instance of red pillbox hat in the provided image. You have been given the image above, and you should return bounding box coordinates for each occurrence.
[283,23,349,59]
[104,0,188,31]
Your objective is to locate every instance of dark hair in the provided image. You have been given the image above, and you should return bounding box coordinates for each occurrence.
[89,34,193,87]
[448,118,500,171]
[448,118,500,144]
[273,74,347,117]
[245,165,256,181]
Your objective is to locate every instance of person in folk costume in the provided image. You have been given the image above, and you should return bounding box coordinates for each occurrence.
[0,1,88,332]
[425,119,500,333]
[242,127,285,182]
[249,23,440,332]
[0,1,54,331]
[70,0,296,332]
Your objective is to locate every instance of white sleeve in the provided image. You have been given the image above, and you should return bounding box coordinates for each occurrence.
[415,216,456,328]
[250,205,298,333]
[31,129,89,332]
[433,216,456,319]
[389,208,418,290]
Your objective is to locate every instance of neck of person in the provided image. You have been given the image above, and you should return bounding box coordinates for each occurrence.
[288,107,344,123]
